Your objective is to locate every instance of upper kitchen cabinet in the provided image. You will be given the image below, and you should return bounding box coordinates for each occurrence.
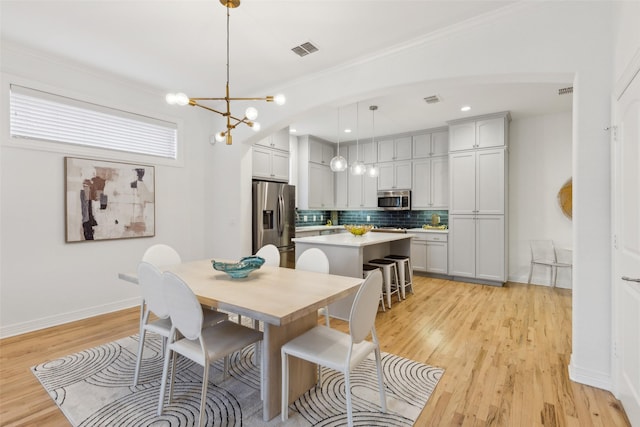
[378,161,412,190]
[412,156,449,209]
[254,127,290,152]
[377,136,412,162]
[309,138,335,165]
[252,146,289,182]
[252,126,290,182]
[412,128,449,158]
[448,112,510,152]
[349,141,377,164]
[297,135,335,209]
[450,148,505,215]
[334,145,350,209]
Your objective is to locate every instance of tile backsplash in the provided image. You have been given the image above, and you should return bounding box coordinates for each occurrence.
[296,209,448,228]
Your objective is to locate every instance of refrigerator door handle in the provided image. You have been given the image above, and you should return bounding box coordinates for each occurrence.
[277,195,285,237]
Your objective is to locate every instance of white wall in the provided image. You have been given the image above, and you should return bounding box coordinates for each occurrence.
[508,112,573,288]
[0,43,217,336]
[0,1,623,394]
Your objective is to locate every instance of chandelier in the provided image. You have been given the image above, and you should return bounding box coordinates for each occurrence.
[165,0,286,145]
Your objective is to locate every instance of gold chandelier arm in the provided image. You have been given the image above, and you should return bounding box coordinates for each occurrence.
[189,102,227,117]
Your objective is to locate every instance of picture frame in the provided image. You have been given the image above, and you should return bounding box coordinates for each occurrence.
[65,157,155,242]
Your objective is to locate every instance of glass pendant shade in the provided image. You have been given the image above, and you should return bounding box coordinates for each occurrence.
[366,164,380,178]
[350,160,366,176]
[330,155,348,172]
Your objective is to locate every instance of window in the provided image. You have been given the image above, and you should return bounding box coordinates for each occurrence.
[9,85,178,159]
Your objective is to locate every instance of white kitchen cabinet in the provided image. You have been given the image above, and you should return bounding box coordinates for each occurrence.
[308,163,334,208]
[448,112,509,152]
[348,171,378,208]
[252,146,289,182]
[411,232,448,274]
[412,156,449,209]
[348,141,376,165]
[254,127,290,152]
[309,139,335,165]
[412,129,448,158]
[378,160,412,190]
[377,136,412,162]
[448,214,505,282]
[449,148,505,215]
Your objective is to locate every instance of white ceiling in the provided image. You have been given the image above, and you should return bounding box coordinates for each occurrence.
[0,0,573,143]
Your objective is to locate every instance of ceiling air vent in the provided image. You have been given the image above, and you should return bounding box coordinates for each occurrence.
[291,42,319,57]
[424,95,441,104]
[558,87,573,95]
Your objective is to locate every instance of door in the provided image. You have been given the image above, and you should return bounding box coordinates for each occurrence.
[448,214,476,277]
[613,67,640,426]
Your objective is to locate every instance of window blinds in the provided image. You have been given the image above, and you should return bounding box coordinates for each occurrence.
[9,85,178,159]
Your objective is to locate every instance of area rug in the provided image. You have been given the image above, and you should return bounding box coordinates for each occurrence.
[31,333,443,426]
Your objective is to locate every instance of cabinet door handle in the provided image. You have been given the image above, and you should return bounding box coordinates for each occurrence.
[622,276,640,283]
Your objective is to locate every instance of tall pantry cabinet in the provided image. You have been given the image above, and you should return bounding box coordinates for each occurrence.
[447,112,510,285]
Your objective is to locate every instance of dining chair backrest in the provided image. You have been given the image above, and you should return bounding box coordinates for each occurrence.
[349,269,382,344]
[137,261,170,319]
[142,244,182,267]
[255,244,280,267]
[530,240,557,263]
[162,271,203,340]
[296,248,329,273]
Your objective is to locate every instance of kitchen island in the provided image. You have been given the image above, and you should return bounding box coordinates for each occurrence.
[293,232,413,278]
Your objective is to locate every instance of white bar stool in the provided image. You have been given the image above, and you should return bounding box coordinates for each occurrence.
[363,264,385,312]
[367,259,401,309]
[384,254,414,299]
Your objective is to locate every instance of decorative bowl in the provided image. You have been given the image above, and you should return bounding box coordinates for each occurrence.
[344,224,373,236]
[212,256,265,278]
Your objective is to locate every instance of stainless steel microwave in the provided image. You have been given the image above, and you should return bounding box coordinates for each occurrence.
[377,190,411,210]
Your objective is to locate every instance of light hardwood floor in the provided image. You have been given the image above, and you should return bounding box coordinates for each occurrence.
[0,276,631,426]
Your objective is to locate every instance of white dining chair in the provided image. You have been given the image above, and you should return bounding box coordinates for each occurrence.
[281,269,387,426]
[133,262,227,386]
[255,244,281,267]
[296,248,334,327]
[527,240,572,287]
[157,271,264,427]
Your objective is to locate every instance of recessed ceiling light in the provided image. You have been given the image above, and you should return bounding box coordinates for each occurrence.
[461,106,471,112]
[344,129,352,133]
[289,128,297,133]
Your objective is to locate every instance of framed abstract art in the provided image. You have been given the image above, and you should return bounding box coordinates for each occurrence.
[65,157,155,242]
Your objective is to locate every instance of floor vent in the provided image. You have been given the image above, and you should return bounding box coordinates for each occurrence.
[292,42,319,57]
[424,95,441,104]
[558,87,573,95]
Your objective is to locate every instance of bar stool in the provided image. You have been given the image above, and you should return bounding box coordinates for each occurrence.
[384,254,414,299]
[367,259,401,309]
[363,264,385,312]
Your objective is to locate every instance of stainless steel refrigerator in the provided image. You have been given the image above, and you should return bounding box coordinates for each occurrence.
[252,181,296,268]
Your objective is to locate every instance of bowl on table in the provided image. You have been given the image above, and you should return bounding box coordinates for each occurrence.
[344,224,373,236]
[211,256,265,278]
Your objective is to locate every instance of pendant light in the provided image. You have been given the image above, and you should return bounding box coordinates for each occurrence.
[329,106,348,172]
[366,105,380,178]
[350,102,366,176]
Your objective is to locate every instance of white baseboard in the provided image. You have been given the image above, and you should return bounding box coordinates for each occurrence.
[569,355,613,391]
[0,297,139,339]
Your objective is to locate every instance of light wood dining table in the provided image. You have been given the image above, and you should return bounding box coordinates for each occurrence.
[118,259,363,421]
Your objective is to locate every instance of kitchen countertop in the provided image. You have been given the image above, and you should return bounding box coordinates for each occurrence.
[293,231,413,248]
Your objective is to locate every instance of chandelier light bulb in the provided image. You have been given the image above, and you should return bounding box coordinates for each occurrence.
[273,94,286,106]
[330,155,348,172]
[174,93,189,106]
[215,132,227,143]
[251,122,261,132]
[165,93,177,105]
[245,107,258,121]
[350,161,366,176]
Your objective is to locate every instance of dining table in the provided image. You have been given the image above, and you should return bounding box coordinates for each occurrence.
[118,259,363,421]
